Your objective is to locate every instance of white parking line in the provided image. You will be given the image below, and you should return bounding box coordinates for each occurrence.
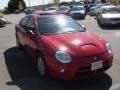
[109,84,120,90]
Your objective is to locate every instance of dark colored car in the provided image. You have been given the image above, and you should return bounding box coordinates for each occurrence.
[69,6,86,19]
[15,14,113,80]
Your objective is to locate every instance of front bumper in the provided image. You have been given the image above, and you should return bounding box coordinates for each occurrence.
[101,18,120,25]
[46,52,113,80]
[0,21,6,26]
[70,13,85,19]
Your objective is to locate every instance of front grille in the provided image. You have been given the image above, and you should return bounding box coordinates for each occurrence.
[73,13,82,15]
[110,18,120,21]
[75,60,112,77]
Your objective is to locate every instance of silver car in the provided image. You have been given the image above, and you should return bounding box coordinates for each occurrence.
[97,5,120,26]
[46,7,57,13]
[89,3,110,16]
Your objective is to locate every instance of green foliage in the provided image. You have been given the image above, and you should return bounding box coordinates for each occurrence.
[8,0,26,12]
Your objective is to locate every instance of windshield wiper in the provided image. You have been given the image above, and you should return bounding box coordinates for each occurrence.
[61,30,84,34]
[41,32,59,35]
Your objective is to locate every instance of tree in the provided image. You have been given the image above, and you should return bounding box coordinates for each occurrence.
[54,0,60,5]
[8,0,26,12]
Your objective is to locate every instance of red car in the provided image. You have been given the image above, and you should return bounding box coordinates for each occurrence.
[15,14,113,80]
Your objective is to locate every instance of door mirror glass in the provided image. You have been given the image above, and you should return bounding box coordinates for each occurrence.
[26,30,35,35]
[81,25,86,31]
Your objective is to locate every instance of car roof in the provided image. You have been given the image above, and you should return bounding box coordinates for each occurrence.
[31,14,66,19]
[32,11,57,15]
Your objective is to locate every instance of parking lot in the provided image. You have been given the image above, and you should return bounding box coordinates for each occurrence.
[0,13,120,90]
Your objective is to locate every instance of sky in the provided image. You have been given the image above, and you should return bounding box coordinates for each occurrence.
[0,0,79,9]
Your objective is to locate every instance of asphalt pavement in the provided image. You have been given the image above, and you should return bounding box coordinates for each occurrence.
[0,13,120,90]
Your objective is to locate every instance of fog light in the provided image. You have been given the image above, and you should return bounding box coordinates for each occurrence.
[60,69,65,73]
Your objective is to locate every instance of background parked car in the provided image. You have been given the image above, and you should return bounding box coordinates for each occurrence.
[96,5,120,26]
[46,7,57,13]
[24,8,34,15]
[55,6,70,15]
[0,17,6,26]
[32,10,42,14]
[69,6,86,19]
[89,3,110,16]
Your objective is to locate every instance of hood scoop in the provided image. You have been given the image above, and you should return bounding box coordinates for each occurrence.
[80,43,96,47]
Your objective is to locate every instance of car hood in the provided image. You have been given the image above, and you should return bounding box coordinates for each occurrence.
[42,32,106,57]
[102,13,120,18]
[71,10,85,14]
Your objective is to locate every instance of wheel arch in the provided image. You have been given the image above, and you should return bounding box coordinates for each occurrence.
[35,49,45,59]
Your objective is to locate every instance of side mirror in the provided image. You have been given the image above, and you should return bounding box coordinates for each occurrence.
[81,25,86,31]
[26,30,35,35]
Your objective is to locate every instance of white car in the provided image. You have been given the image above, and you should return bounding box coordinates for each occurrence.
[0,18,6,26]
[97,5,120,26]
[89,4,109,16]
[46,7,57,13]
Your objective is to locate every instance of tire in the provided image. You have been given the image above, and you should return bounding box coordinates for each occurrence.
[16,36,23,50]
[83,16,85,19]
[37,53,48,77]
[97,19,103,27]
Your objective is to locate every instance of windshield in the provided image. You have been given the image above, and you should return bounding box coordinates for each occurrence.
[72,7,85,11]
[38,16,84,35]
[102,7,120,13]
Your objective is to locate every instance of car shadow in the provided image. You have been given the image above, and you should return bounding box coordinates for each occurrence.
[4,47,112,90]
[0,25,5,28]
[97,22,120,30]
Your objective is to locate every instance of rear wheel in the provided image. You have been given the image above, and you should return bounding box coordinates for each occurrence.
[37,53,48,77]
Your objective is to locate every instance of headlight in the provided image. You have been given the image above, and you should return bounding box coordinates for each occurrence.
[106,43,112,54]
[80,10,85,14]
[55,51,72,63]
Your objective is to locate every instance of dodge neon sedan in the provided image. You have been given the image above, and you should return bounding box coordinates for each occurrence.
[15,14,113,80]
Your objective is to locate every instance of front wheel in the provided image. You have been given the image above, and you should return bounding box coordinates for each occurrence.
[37,53,48,77]
[97,19,104,27]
